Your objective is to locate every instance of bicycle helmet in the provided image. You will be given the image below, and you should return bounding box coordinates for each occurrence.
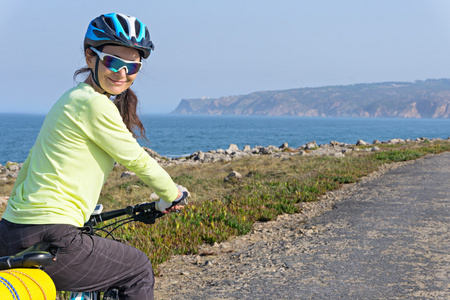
[84,13,154,59]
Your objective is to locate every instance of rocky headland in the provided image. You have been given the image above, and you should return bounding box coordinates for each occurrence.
[172,79,450,118]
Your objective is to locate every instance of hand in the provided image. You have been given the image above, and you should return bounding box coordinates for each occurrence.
[176,184,189,195]
[162,204,185,214]
[149,184,190,203]
[156,190,189,213]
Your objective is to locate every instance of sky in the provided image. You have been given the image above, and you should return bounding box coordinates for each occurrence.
[2,0,450,114]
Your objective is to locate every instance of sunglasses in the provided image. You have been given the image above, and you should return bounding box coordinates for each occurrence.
[90,47,143,75]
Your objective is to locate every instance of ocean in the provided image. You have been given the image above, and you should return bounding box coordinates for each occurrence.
[1,113,449,165]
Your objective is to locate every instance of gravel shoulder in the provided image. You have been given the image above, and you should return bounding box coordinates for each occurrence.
[154,153,450,300]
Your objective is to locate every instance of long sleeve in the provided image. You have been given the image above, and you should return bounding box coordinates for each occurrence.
[9,148,32,199]
[79,95,179,202]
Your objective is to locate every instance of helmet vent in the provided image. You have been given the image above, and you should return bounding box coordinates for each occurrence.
[135,20,141,37]
[117,15,130,35]
[105,17,115,31]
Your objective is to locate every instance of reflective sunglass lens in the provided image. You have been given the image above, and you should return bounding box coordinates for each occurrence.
[102,56,141,75]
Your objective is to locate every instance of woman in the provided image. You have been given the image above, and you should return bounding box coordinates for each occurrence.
[0,13,185,299]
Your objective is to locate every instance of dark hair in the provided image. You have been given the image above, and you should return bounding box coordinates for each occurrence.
[114,88,147,141]
[73,67,147,141]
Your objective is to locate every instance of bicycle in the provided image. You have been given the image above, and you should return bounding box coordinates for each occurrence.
[0,196,187,300]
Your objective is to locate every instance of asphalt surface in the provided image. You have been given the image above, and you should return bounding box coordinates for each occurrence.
[243,153,449,299]
[156,153,450,300]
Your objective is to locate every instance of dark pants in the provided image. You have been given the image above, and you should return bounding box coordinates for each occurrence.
[0,219,154,299]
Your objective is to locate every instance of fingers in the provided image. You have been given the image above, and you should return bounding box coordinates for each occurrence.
[163,205,185,214]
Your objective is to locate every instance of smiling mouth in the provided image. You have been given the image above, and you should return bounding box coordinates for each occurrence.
[109,78,127,85]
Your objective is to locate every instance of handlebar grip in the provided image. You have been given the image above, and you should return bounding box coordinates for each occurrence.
[134,201,158,213]
[133,202,164,224]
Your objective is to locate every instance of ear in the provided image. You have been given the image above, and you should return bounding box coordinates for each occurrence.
[85,48,96,69]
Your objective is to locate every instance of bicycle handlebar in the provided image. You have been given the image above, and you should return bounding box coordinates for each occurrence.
[85,197,188,227]
[85,201,162,227]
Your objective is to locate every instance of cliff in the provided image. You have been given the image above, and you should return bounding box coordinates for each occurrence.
[171,79,450,118]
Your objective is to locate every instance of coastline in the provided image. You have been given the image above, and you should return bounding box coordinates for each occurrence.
[1,135,446,183]
[144,136,444,167]
[3,114,450,166]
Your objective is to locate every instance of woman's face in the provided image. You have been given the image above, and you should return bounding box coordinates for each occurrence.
[86,45,141,95]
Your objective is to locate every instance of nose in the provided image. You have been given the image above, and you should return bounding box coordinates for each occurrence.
[116,67,128,76]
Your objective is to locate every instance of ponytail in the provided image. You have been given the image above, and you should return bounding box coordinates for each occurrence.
[114,88,147,141]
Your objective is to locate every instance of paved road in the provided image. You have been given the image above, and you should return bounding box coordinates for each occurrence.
[155,153,450,299]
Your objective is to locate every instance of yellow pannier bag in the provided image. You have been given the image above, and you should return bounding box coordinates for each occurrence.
[0,268,56,300]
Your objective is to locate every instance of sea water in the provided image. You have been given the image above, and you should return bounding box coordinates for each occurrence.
[1,113,449,165]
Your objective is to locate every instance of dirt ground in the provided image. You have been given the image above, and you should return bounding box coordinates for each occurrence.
[154,153,450,300]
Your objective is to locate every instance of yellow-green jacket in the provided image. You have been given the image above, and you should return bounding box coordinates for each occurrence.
[3,83,178,227]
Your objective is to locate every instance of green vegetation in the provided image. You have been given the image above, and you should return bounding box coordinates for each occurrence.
[1,141,450,276]
[78,140,450,272]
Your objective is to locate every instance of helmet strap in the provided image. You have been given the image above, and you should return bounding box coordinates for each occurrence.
[90,57,109,95]
[89,56,124,97]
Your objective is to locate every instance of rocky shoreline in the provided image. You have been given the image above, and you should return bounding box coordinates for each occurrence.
[1,137,447,181]
[145,136,445,166]
[2,136,445,205]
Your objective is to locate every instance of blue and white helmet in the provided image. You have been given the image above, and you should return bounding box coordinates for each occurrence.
[84,13,154,58]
